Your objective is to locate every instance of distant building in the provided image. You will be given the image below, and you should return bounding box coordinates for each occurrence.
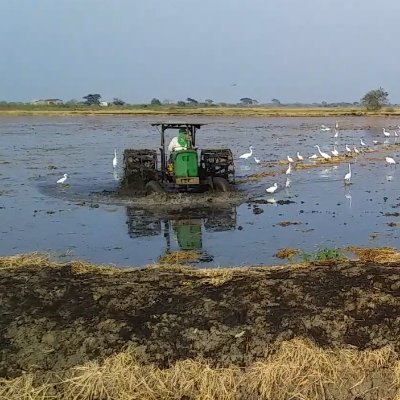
[31,99,63,105]
[99,101,108,107]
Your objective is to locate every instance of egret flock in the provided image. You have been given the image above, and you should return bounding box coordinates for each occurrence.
[238,122,399,196]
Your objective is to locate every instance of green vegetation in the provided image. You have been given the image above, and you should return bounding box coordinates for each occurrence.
[302,247,346,262]
[2,103,400,117]
[361,87,389,111]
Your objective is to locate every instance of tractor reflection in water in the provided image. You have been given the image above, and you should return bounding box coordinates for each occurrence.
[125,207,237,264]
[121,122,235,194]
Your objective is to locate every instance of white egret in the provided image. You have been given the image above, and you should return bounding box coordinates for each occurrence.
[309,154,318,159]
[373,140,379,145]
[345,144,352,153]
[335,121,339,129]
[296,151,303,161]
[383,128,391,137]
[344,164,351,184]
[386,156,396,166]
[266,183,278,193]
[360,138,366,147]
[113,149,117,168]
[285,163,292,175]
[395,131,399,137]
[285,177,291,188]
[315,145,331,160]
[287,155,294,163]
[57,173,68,184]
[239,146,253,159]
[320,124,331,132]
[353,146,360,154]
[331,145,339,157]
[254,156,260,164]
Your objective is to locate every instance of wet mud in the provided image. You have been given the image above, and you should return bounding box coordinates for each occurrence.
[1,257,400,380]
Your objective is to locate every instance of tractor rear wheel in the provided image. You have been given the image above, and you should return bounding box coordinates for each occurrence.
[145,180,165,194]
[212,177,231,192]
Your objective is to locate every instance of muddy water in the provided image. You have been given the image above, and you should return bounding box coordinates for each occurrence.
[1,115,400,267]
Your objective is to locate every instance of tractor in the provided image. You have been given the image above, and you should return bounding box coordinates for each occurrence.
[122,122,235,194]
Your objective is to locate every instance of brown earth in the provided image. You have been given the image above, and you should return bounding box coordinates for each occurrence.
[1,254,400,384]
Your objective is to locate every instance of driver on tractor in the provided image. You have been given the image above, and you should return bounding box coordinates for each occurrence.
[168,128,191,152]
[167,128,192,176]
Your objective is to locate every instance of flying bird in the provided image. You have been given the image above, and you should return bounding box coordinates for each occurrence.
[239,146,253,159]
[113,149,118,168]
[266,183,278,193]
[57,173,68,184]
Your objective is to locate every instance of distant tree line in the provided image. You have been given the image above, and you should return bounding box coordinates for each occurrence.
[0,87,394,110]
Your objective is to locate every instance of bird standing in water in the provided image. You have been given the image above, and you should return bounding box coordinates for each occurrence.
[239,146,253,159]
[344,164,351,184]
[57,173,68,184]
[266,183,278,193]
[113,149,118,168]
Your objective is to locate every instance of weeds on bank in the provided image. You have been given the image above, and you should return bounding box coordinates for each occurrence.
[302,247,346,263]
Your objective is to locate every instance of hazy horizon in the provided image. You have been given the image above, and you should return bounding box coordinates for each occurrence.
[1,0,400,104]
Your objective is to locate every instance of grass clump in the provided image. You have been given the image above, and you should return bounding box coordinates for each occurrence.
[301,247,346,263]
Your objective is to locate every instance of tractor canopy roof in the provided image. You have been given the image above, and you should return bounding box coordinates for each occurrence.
[151,122,206,131]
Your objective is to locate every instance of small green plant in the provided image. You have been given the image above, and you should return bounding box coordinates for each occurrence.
[301,247,346,262]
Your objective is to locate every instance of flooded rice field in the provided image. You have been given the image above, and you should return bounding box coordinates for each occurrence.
[1,115,400,267]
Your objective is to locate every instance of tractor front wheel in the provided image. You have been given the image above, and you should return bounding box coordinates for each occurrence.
[212,177,231,192]
[145,180,165,194]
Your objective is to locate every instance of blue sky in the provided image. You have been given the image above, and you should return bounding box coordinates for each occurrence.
[1,0,400,104]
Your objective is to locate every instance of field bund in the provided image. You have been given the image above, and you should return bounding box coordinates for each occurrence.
[1,252,400,399]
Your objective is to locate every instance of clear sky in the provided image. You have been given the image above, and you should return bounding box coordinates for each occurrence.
[1,0,400,104]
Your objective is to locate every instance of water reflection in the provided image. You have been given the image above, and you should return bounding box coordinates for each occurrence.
[126,206,237,260]
[345,191,352,208]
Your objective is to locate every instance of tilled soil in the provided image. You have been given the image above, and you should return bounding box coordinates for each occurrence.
[1,259,400,379]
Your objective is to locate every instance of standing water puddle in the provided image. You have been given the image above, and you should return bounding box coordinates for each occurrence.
[1,115,400,267]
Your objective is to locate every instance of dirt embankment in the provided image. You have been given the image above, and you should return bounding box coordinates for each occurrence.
[1,254,400,399]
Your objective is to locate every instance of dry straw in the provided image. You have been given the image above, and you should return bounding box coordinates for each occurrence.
[1,338,399,400]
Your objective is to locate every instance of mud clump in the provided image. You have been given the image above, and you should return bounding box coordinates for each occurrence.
[277,221,302,227]
[275,248,301,259]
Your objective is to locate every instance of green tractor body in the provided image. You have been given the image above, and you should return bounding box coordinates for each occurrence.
[122,123,235,194]
[172,150,199,185]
